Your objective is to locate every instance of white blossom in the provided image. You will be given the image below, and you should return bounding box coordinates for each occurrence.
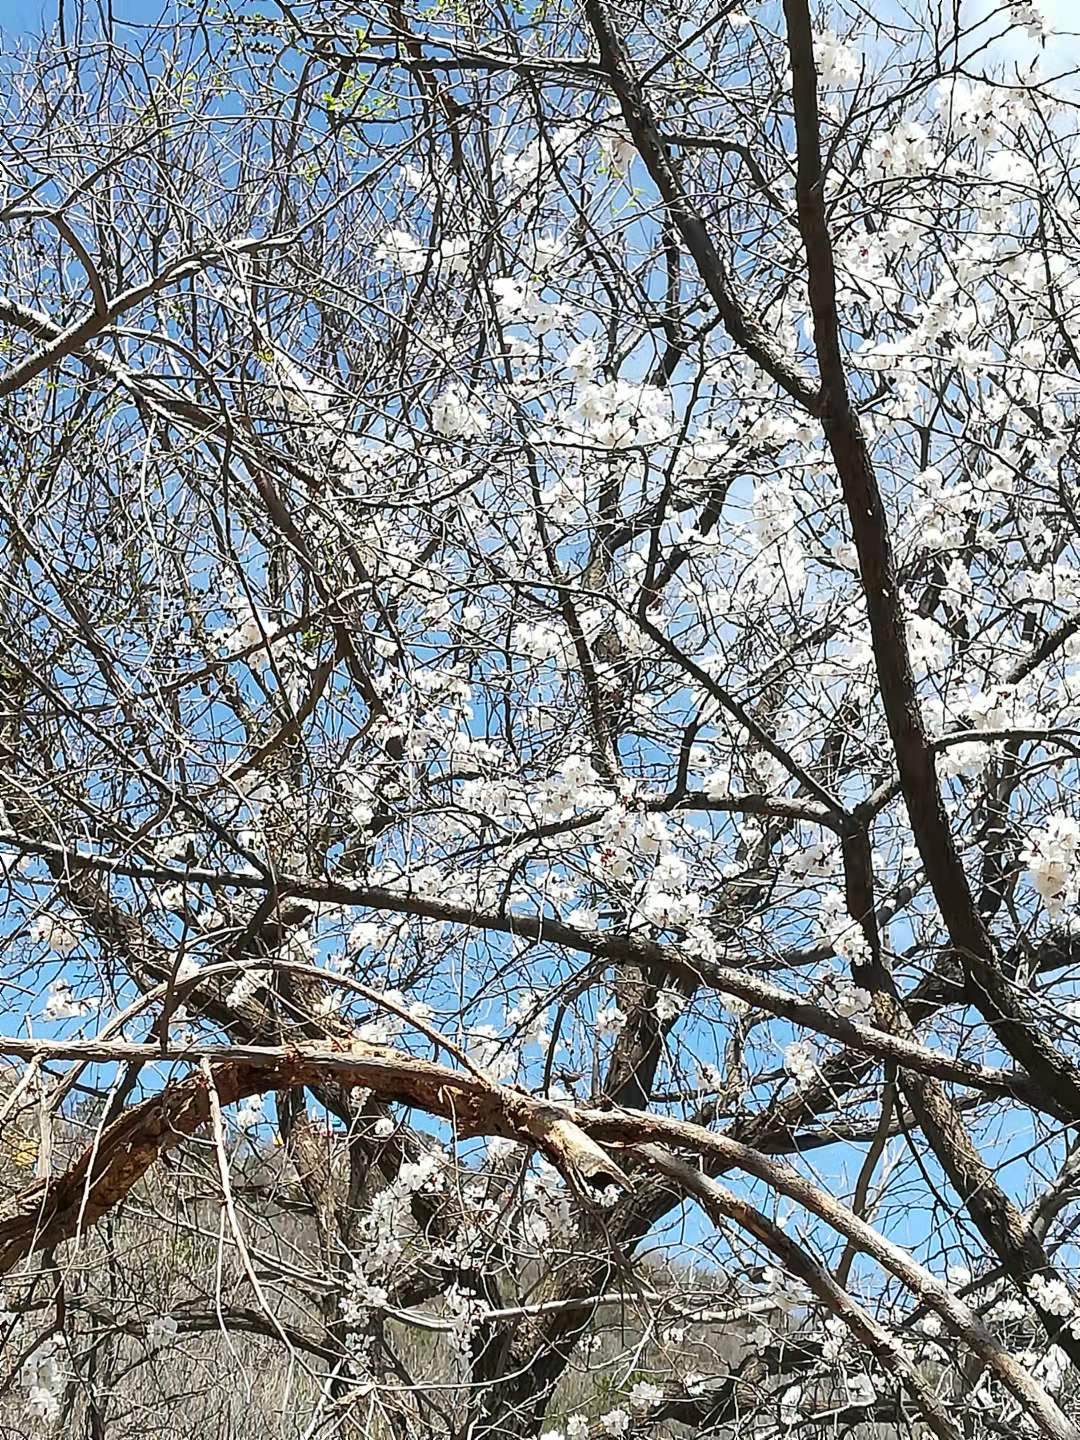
[41,977,96,1020]
[1028,1273,1076,1318]
[431,384,488,440]
[1022,816,1080,916]
[30,914,83,956]
[629,1380,665,1410]
[596,1004,627,1036]
[654,988,686,1023]
[784,1041,818,1088]
[20,1337,64,1424]
[598,108,636,173]
[377,228,427,275]
[815,31,860,88]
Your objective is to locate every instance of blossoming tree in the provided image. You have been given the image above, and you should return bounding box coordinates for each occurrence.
[1,0,1079,1434]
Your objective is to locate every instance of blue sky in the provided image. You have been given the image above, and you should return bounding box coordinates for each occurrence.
[2,0,166,37]
[3,0,49,29]
[4,0,1077,63]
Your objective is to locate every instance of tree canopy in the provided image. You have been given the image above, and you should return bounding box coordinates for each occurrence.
[2,1,1080,1437]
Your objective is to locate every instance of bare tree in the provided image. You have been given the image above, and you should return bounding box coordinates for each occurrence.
[1,0,1080,1436]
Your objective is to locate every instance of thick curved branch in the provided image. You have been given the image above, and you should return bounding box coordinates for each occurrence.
[0,881,1058,1112]
[0,1041,630,1276]
[0,1039,1075,1440]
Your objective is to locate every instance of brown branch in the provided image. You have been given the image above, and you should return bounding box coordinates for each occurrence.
[0,1040,630,1277]
[0,849,1061,1113]
[781,0,1080,1122]
[641,1146,962,1440]
[582,0,819,412]
[0,237,289,397]
[780,2,1080,1381]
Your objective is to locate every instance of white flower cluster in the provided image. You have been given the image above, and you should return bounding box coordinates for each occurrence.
[1022,815,1080,917]
[235,1093,264,1130]
[521,231,565,274]
[581,810,702,931]
[654,989,686,1024]
[506,990,553,1052]
[227,966,268,1010]
[30,914,83,956]
[864,120,938,179]
[20,1336,64,1424]
[340,766,381,831]
[598,106,636,174]
[431,384,488,440]
[628,1379,665,1410]
[816,890,872,967]
[574,379,672,450]
[540,1416,589,1440]
[513,621,564,664]
[174,954,202,984]
[779,1383,804,1429]
[533,754,615,823]
[443,1281,489,1356]
[42,977,96,1021]
[1028,1272,1077,1319]
[269,348,337,420]
[536,465,589,532]
[341,1267,390,1323]
[354,989,432,1046]
[821,977,873,1023]
[497,124,580,195]
[751,475,798,547]
[821,1313,849,1360]
[987,1292,1027,1324]
[518,1161,574,1249]
[564,337,598,380]
[1009,0,1047,36]
[932,684,1033,780]
[639,857,702,930]
[844,1372,875,1407]
[493,276,569,336]
[1016,1343,1072,1396]
[154,831,199,864]
[596,1004,626,1036]
[377,228,471,277]
[814,31,860,88]
[347,1147,449,1292]
[212,597,312,695]
[934,77,1011,150]
[742,475,806,599]
[464,1024,518,1082]
[906,614,951,676]
[783,1041,818,1088]
[347,920,384,954]
[760,1266,811,1315]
